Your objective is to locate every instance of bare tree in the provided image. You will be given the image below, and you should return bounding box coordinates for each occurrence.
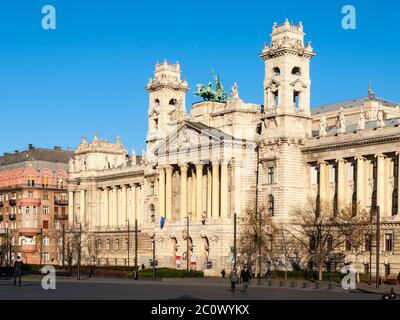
[335,205,371,282]
[286,198,347,281]
[237,204,277,275]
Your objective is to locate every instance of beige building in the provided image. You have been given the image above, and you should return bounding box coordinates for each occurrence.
[68,19,400,277]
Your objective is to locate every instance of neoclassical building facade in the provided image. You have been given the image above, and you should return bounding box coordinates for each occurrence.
[68,20,400,276]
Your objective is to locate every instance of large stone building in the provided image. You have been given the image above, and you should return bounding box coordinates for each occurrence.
[0,145,73,265]
[68,19,400,277]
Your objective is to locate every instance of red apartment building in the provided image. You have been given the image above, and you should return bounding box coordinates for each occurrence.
[0,145,73,265]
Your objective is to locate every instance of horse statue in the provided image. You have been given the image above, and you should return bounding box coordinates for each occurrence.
[195,71,228,102]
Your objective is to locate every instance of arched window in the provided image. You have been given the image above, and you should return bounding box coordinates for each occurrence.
[292,67,301,76]
[154,99,160,107]
[273,67,281,76]
[150,204,155,223]
[268,195,275,216]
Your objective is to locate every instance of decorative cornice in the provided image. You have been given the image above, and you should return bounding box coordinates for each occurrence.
[303,134,400,154]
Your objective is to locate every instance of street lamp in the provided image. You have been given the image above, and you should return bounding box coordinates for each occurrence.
[151,233,156,280]
[134,218,138,280]
[126,219,130,270]
[367,205,381,289]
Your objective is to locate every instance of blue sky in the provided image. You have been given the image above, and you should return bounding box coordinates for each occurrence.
[0,0,399,154]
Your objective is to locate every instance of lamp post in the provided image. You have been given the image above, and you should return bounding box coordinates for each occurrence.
[367,205,381,288]
[151,233,156,280]
[186,216,190,273]
[134,218,138,280]
[126,219,130,270]
[255,140,261,286]
[77,223,82,281]
[233,213,237,270]
[375,206,380,289]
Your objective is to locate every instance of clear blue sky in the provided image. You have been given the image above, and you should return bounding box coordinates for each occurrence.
[0,0,399,154]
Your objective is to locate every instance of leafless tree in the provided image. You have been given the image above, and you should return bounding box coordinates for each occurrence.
[237,203,277,275]
[286,198,347,281]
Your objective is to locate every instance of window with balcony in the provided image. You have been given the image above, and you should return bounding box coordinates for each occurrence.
[27,177,35,187]
[43,236,49,246]
[42,177,49,188]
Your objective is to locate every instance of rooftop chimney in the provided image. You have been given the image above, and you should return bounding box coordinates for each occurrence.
[28,144,34,150]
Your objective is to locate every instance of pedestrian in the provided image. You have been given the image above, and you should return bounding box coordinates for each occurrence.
[229,268,238,293]
[240,265,252,293]
[141,263,145,270]
[221,269,226,278]
[13,256,23,287]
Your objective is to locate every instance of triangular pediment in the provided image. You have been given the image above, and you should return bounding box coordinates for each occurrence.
[154,121,233,156]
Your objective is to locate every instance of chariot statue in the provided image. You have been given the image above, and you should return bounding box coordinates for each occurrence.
[195,70,228,102]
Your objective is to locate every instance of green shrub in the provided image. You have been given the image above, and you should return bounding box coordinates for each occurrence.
[129,268,204,279]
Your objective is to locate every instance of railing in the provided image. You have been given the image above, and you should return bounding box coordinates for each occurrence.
[0,184,67,191]
[54,213,68,220]
[9,199,16,206]
[9,214,16,221]
[54,199,68,206]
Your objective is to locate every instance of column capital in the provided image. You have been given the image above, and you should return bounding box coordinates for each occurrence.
[196,162,204,168]
[178,162,189,169]
[318,160,329,166]
[375,154,387,159]
[165,165,174,172]
[335,158,348,164]
[354,156,367,162]
[212,159,221,167]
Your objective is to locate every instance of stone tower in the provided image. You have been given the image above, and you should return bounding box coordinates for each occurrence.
[259,19,315,139]
[145,60,189,152]
[258,20,315,222]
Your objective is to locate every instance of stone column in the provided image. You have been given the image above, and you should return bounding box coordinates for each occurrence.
[212,161,220,218]
[220,161,229,219]
[196,162,203,220]
[165,166,173,221]
[131,184,136,222]
[112,187,118,227]
[180,164,188,219]
[122,185,127,224]
[68,191,74,227]
[356,157,366,211]
[336,159,346,210]
[79,189,85,226]
[207,166,212,218]
[158,167,165,218]
[318,161,328,207]
[397,153,400,216]
[97,189,102,228]
[103,188,109,228]
[191,167,196,219]
[376,154,386,216]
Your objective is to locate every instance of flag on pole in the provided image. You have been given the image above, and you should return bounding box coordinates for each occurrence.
[160,216,166,229]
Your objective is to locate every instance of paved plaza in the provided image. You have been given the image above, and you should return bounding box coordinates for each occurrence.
[0,277,387,300]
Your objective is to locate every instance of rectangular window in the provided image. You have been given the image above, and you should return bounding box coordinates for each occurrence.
[43,206,49,215]
[43,193,49,200]
[385,234,393,252]
[28,191,33,199]
[267,167,275,184]
[25,206,30,214]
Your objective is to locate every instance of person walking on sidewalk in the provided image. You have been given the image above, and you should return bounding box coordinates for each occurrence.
[241,266,252,293]
[221,269,226,279]
[13,256,23,287]
[229,269,238,293]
